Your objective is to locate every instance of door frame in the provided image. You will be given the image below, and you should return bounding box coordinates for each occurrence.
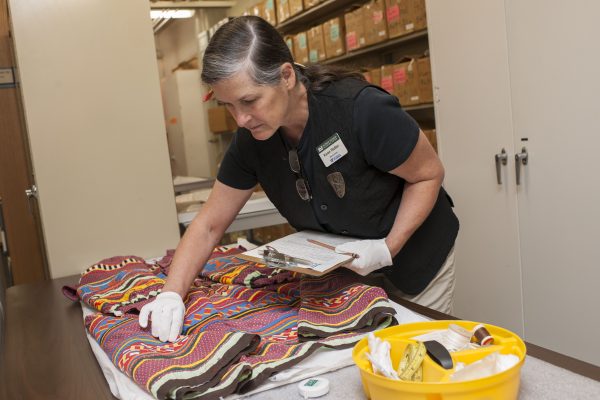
[0,0,49,286]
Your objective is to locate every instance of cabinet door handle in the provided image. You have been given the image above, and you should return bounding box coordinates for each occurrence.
[515,147,528,185]
[494,148,508,184]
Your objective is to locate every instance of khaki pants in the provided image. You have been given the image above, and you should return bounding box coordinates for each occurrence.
[383,247,456,314]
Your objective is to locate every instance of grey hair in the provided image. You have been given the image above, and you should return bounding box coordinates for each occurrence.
[201,16,367,91]
[201,16,293,86]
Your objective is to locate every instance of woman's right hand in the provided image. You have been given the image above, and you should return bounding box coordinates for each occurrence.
[138,291,185,342]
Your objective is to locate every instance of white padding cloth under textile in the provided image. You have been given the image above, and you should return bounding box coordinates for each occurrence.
[82,301,428,400]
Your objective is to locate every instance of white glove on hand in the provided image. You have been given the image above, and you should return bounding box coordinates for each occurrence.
[335,239,393,276]
[138,291,185,342]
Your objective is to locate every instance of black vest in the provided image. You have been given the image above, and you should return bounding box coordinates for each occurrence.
[235,78,459,294]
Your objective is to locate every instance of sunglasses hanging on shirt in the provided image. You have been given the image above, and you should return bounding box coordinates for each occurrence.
[288,149,312,201]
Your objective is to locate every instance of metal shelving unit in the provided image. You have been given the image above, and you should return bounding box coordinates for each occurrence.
[277,0,361,34]
[322,30,428,65]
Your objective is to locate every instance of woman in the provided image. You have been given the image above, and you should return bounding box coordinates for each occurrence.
[139,16,459,342]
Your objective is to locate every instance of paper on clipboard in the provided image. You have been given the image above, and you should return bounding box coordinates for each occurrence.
[238,230,358,276]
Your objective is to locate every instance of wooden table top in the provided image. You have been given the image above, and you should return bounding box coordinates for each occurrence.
[1,275,597,400]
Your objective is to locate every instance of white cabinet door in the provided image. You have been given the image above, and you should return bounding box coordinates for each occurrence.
[9,0,181,277]
[506,0,600,365]
[427,0,524,335]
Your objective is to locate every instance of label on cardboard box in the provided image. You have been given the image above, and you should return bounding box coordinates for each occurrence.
[387,5,399,22]
[373,10,384,24]
[393,68,407,84]
[330,25,340,41]
[381,76,393,92]
[346,32,357,50]
[266,0,274,10]
[309,50,318,63]
[298,34,307,48]
[405,23,415,31]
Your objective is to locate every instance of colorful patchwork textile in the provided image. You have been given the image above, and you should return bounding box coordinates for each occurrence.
[80,252,396,399]
[77,256,165,316]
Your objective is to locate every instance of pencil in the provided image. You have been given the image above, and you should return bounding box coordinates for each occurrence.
[307,239,359,258]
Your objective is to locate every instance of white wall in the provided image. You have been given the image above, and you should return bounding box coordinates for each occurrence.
[9,0,181,277]
[155,9,228,81]
[154,8,231,177]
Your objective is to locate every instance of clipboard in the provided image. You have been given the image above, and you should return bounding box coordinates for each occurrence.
[237,230,358,276]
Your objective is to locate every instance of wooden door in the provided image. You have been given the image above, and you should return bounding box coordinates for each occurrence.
[426,0,524,335]
[506,0,600,365]
[0,0,48,285]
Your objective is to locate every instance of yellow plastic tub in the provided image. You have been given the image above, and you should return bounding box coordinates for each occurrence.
[352,320,526,400]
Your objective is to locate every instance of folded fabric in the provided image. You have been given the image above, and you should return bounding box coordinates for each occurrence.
[78,251,396,399]
[86,314,259,399]
[77,256,165,316]
[62,246,247,315]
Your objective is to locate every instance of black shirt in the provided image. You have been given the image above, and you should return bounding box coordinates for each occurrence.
[217,87,420,190]
[216,79,458,295]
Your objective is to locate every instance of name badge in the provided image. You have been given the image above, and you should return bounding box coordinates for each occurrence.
[316,133,348,167]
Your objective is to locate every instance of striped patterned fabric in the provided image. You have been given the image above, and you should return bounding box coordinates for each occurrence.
[77,256,165,316]
[79,252,396,400]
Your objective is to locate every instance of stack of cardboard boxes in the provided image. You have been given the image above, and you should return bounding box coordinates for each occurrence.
[243,0,427,65]
[364,55,433,106]
[244,0,277,25]
[345,0,426,53]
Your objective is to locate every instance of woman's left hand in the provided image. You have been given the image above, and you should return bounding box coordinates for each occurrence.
[335,239,393,276]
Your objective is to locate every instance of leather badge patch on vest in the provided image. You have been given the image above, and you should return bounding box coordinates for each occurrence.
[327,172,346,198]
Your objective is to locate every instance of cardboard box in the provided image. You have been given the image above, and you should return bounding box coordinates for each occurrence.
[277,0,290,23]
[380,65,394,94]
[364,0,388,46]
[392,58,420,106]
[289,0,303,16]
[263,0,278,25]
[284,35,295,59]
[423,128,437,152]
[250,2,265,19]
[307,25,326,63]
[303,0,320,10]
[386,0,427,38]
[413,0,427,30]
[370,67,382,87]
[323,17,345,59]
[293,32,309,64]
[344,7,366,51]
[417,56,433,103]
[208,106,237,133]
[385,0,411,38]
